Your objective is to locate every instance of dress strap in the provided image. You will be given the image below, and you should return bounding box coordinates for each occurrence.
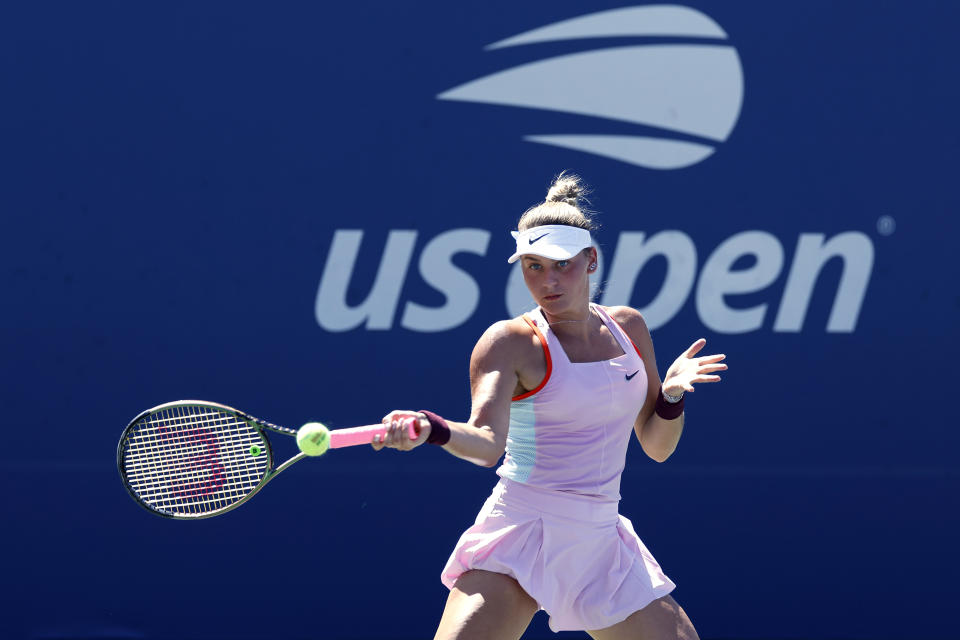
[592,304,643,360]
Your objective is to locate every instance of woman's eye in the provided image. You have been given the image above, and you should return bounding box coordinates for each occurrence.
[528,263,542,271]
[556,260,569,268]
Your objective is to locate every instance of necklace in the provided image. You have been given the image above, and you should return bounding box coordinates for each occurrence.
[545,308,597,327]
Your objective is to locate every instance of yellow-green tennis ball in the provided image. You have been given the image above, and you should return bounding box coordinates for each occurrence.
[297,422,330,456]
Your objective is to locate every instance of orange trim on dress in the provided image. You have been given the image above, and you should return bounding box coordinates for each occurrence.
[512,314,552,401]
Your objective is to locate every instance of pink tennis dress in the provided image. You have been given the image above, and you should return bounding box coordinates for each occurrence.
[440,304,676,632]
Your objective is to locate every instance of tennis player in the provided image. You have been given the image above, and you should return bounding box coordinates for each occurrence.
[373,174,726,640]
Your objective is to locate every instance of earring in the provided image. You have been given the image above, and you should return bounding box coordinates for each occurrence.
[589,263,597,271]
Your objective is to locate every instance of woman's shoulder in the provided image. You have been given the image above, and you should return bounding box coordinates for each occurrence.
[598,304,646,326]
[598,305,651,340]
[471,314,540,362]
[478,314,537,347]
[466,315,542,385]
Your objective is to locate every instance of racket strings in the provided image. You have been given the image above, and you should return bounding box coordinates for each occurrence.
[125,407,262,514]
[124,407,230,511]
[122,405,269,516]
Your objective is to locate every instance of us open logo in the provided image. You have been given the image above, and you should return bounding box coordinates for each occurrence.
[315,5,876,334]
[437,5,744,170]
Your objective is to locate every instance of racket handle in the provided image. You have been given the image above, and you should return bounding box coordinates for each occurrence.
[328,419,419,449]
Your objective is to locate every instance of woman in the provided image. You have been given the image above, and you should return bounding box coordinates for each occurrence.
[373,174,726,640]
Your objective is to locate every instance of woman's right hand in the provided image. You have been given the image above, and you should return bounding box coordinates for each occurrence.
[371,410,431,451]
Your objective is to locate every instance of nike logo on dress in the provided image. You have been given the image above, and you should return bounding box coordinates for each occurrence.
[528,233,550,244]
[625,370,640,381]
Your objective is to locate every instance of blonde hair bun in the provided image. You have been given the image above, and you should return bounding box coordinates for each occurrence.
[517,171,597,232]
[545,172,585,207]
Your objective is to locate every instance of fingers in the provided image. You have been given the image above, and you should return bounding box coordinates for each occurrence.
[693,375,722,384]
[697,363,727,374]
[696,353,726,364]
[665,341,728,394]
[668,370,725,394]
[665,360,727,392]
[372,411,424,451]
[684,338,707,357]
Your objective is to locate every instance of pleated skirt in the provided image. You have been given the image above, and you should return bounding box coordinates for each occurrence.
[441,478,676,632]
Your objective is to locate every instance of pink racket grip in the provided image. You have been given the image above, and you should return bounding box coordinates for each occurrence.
[328,418,420,449]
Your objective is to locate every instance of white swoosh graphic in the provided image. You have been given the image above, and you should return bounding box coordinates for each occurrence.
[487,5,727,50]
[524,135,715,170]
[438,45,743,142]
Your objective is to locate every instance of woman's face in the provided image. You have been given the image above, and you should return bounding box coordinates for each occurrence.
[520,248,596,316]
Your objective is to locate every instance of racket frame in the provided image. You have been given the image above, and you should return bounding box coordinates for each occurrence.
[117,400,309,520]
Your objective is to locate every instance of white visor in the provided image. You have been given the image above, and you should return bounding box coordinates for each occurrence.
[507,224,592,264]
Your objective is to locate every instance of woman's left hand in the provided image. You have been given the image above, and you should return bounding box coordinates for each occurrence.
[662,338,727,397]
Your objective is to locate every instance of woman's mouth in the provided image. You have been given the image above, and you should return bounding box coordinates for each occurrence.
[544,294,562,301]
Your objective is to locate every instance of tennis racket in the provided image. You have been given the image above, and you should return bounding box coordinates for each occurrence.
[117,400,418,520]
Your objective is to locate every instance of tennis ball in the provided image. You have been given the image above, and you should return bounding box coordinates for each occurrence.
[297,422,330,456]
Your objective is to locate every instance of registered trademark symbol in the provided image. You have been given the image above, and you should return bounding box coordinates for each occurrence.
[877,215,896,236]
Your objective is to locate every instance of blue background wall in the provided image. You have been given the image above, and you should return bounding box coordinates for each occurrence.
[2,2,958,638]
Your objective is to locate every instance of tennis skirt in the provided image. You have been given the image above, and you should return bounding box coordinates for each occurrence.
[440,478,676,632]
